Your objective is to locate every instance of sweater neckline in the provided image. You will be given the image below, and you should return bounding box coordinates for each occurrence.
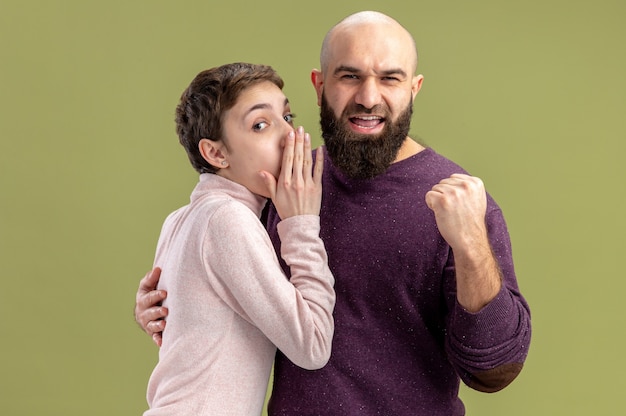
[324,146,435,182]
[192,173,268,218]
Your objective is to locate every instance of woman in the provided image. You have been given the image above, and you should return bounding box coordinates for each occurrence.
[144,63,335,415]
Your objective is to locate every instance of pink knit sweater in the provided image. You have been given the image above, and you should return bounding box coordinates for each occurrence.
[144,174,335,415]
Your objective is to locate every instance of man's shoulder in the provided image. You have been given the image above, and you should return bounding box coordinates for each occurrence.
[391,147,469,183]
[417,147,468,170]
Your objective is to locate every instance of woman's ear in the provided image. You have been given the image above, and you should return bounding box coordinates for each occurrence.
[199,138,229,169]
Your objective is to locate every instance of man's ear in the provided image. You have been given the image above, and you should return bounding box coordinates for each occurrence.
[311,69,324,107]
[411,74,424,101]
[199,138,228,169]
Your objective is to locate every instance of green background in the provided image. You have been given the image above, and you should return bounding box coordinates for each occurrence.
[1,0,624,414]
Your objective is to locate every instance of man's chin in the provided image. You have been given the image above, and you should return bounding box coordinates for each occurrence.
[345,126,387,142]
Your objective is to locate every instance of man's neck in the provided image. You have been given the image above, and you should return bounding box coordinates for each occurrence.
[394,137,425,163]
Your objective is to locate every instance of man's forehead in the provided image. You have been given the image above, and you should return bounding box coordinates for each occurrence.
[329,28,414,63]
[326,47,414,76]
[321,17,417,75]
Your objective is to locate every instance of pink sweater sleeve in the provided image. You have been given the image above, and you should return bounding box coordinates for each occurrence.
[204,203,335,370]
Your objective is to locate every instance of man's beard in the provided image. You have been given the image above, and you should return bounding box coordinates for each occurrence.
[320,94,413,179]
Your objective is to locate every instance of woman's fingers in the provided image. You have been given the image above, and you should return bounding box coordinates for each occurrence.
[279,130,295,186]
[272,126,323,219]
[293,126,305,184]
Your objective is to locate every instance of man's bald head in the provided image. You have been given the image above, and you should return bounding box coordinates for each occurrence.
[320,11,418,75]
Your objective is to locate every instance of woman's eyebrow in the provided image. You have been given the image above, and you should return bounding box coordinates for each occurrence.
[245,98,289,115]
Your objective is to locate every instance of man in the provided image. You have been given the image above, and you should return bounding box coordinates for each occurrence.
[135,11,531,415]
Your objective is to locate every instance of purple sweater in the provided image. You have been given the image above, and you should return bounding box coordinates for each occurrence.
[266,147,531,415]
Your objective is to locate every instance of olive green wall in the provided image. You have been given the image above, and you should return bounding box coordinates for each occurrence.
[1,0,624,414]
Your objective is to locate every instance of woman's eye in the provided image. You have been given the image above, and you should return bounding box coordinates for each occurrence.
[253,121,269,131]
[284,113,296,124]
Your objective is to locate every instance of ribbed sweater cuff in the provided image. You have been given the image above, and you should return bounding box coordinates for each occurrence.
[450,286,518,348]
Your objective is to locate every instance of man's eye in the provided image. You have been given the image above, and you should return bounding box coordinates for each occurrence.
[284,113,296,124]
[253,121,268,131]
[341,74,358,80]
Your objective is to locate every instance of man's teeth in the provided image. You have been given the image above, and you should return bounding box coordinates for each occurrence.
[351,116,383,128]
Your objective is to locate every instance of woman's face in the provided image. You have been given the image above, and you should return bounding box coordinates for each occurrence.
[218,81,295,198]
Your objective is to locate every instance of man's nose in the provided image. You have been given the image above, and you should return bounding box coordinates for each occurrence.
[354,78,382,109]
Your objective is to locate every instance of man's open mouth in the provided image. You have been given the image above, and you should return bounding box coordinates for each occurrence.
[349,116,384,129]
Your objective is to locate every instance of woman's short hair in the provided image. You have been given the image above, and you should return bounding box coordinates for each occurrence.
[175,63,284,173]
